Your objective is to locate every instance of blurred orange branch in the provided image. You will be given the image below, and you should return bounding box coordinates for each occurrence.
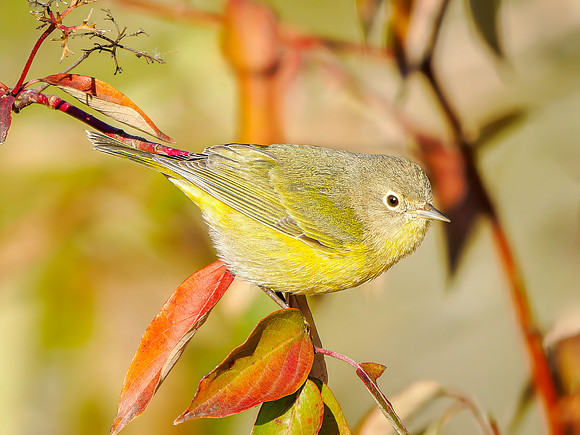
[112,0,223,26]
[221,0,285,144]
[112,0,393,59]
[491,221,561,433]
[417,1,561,433]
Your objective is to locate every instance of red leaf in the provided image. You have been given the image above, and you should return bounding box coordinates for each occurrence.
[359,362,387,383]
[252,379,324,435]
[110,260,234,435]
[416,135,491,274]
[0,85,15,144]
[40,74,174,143]
[175,308,314,422]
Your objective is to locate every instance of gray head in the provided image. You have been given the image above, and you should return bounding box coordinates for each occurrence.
[349,155,449,259]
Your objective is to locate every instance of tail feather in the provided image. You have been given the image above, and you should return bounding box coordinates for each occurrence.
[86,131,193,179]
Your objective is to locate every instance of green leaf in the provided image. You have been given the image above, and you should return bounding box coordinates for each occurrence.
[466,0,504,59]
[316,380,352,435]
[252,379,324,435]
[475,108,526,148]
[175,308,314,422]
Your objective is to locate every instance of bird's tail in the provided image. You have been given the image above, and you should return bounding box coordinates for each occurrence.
[86,131,198,180]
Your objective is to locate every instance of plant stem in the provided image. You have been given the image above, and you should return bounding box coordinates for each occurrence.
[13,23,56,94]
[314,346,409,435]
[288,295,328,384]
[15,89,123,135]
[115,0,223,26]
[490,221,560,433]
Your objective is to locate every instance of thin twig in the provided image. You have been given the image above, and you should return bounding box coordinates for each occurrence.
[445,391,501,435]
[288,295,328,384]
[315,346,409,435]
[114,0,223,26]
[259,286,289,309]
[14,89,125,135]
[13,22,56,93]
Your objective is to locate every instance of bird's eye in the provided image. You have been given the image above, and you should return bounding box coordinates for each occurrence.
[383,193,400,209]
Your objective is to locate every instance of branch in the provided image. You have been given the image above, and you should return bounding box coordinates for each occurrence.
[114,0,223,27]
[416,1,561,433]
[14,89,126,135]
[314,347,409,435]
[13,23,56,93]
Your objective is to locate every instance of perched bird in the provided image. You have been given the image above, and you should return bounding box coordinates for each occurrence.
[88,131,449,295]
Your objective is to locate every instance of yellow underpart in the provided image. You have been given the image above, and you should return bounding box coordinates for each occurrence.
[171,178,383,295]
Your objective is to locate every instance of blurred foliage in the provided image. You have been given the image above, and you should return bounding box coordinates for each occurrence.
[1,0,580,434]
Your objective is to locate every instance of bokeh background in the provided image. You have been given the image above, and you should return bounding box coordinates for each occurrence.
[1,0,580,434]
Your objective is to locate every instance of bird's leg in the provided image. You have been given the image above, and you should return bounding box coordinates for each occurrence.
[260,286,289,309]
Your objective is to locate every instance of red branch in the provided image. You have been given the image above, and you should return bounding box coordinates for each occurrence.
[491,222,561,433]
[13,23,56,93]
[16,89,124,135]
[14,88,191,157]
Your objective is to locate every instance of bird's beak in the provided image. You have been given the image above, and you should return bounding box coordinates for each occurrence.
[416,204,450,222]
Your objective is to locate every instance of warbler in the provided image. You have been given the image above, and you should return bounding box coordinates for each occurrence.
[87,131,449,295]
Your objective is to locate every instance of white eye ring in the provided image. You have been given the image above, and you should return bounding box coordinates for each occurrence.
[383,191,400,210]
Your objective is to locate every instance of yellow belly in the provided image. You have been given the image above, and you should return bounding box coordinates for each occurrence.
[171,178,427,295]
[172,179,382,294]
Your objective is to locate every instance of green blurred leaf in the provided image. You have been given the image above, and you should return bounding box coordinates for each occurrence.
[475,108,526,148]
[252,379,324,434]
[466,0,505,59]
[507,380,534,434]
[317,380,352,435]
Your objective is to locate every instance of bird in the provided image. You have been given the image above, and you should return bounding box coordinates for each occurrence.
[87,131,449,295]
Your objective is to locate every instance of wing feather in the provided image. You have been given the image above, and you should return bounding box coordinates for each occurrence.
[150,144,319,243]
[89,132,355,252]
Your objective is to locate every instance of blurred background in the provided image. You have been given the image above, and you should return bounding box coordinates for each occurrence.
[1,0,580,434]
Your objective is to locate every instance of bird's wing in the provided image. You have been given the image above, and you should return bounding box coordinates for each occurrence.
[171,144,305,236]
[89,132,352,253]
[88,132,348,251]
[166,143,355,251]
[267,147,364,250]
